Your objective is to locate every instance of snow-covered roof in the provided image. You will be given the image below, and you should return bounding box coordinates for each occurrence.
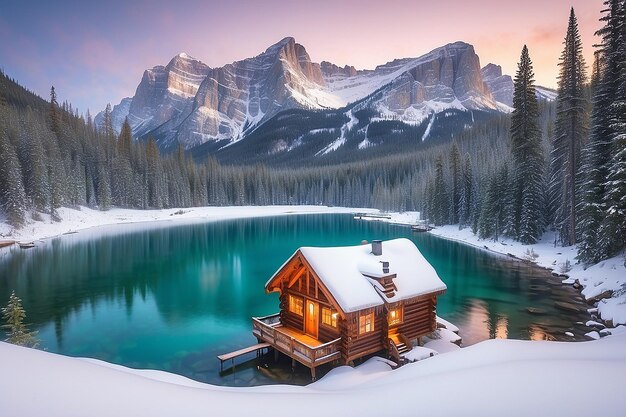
[267,238,446,313]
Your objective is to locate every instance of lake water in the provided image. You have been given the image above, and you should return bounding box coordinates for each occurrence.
[0,214,592,386]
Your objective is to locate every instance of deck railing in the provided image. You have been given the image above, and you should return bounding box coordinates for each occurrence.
[252,314,341,366]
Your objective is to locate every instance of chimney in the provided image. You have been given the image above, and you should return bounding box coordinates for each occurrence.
[372,240,382,256]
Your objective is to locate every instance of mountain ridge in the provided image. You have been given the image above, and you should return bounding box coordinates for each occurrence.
[96,38,549,162]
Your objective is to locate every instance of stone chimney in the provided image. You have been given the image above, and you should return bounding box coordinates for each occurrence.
[372,240,382,256]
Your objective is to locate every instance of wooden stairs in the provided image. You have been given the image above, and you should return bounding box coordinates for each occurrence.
[388,333,411,364]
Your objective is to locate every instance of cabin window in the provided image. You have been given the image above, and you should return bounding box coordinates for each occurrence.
[388,306,403,326]
[321,307,337,328]
[359,312,374,334]
[289,295,303,316]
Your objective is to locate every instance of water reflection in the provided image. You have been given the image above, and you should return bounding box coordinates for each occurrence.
[0,214,592,386]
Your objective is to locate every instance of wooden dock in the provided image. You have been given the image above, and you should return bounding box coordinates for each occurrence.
[217,342,271,372]
[0,240,16,249]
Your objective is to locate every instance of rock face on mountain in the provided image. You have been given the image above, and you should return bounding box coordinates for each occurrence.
[169,37,336,148]
[99,39,516,151]
[127,53,210,140]
[481,63,513,107]
[371,42,496,117]
[320,61,358,78]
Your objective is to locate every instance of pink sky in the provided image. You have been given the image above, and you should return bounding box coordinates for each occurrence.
[0,0,604,113]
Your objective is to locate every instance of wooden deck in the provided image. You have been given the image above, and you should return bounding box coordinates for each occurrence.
[275,326,322,347]
[252,313,341,380]
[0,240,15,249]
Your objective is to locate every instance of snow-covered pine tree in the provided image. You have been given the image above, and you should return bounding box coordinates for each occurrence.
[478,165,509,240]
[550,8,588,246]
[449,142,461,224]
[1,291,39,348]
[459,152,473,227]
[578,0,625,263]
[0,115,27,227]
[598,0,626,258]
[48,86,60,135]
[510,45,545,244]
[432,155,449,226]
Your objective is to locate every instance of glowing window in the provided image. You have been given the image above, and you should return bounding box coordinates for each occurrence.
[359,312,374,334]
[322,307,337,327]
[388,306,403,326]
[289,295,303,316]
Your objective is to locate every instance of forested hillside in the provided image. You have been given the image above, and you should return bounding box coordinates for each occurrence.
[1,2,624,268]
[422,3,626,265]
[0,68,513,228]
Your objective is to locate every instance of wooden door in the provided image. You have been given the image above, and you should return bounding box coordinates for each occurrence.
[305,300,319,339]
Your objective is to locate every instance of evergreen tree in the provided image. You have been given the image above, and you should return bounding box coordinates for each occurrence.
[550,8,588,246]
[2,291,39,348]
[598,0,626,258]
[459,152,474,227]
[102,103,114,139]
[432,155,449,225]
[510,45,545,244]
[449,142,461,224]
[479,166,509,240]
[0,124,27,227]
[578,0,625,262]
[48,86,60,134]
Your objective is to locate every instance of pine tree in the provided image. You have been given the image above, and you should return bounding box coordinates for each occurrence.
[449,142,461,224]
[478,165,509,240]
[578,0,625,262]
[2,291,39,348]
[432,155,449,226]
[550,8,588,246]
[48,86,60,134]
[599,0,626,258]
[0,124,27,227]
[459,152,474,227]
[102,103,114,140]
[510,45,545,244]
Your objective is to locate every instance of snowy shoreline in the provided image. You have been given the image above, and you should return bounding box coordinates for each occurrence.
[363,211,626,328]
[0,205,377,244]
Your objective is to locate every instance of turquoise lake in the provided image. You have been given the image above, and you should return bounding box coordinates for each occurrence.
[0,214,591,386]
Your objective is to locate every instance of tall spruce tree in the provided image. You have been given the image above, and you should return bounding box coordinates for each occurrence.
[510,45,545,244]
[449,142,461,224]
[599,0,626,258]
[459,152,474,227]
[0,120,27,227]
[578,0,625,263]
[48,86,60,134]
[432,155,449,226]
[550,8,588,246]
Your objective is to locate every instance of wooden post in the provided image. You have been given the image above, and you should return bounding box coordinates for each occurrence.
[311,366,316,381]
[274,348,279,362]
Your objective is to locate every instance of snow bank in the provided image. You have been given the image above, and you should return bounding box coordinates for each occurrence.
[2,335,626,417]
[0,205,377,243]
[426,225,626,327]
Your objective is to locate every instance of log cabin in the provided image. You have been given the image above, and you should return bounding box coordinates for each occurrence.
[252,238,447,380]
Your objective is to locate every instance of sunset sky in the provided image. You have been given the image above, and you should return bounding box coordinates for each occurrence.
[0,0,603,114]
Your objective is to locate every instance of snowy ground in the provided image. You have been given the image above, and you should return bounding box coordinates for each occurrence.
[2,332,626,417]
[366,211,626,328]
[0,205,377,243]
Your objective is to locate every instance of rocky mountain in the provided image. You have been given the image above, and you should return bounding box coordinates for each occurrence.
[98,38,535,160]
[481,63,513,107]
